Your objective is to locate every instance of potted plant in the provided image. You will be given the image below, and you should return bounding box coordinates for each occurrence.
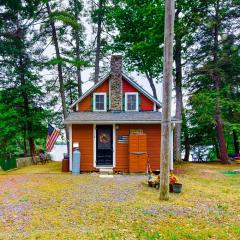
[173,182,182,193]
[148,173,160,188]
[169,173,178,192]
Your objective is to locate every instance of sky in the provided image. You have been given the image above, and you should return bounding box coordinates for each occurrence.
[43,0,164,103]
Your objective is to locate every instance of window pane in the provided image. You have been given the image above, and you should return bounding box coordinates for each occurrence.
[127,95,137,110]
[95,95,105,110]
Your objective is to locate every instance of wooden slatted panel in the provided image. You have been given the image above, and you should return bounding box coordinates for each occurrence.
[129,135,139,152]
[72,124,95,171]
[138,134,147,152]
[129,134,147,172]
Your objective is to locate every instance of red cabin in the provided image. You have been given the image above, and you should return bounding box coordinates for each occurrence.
[65,55,177,172]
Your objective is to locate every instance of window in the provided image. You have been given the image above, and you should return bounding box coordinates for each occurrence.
[125,92,139,111]
[93,93,107,111]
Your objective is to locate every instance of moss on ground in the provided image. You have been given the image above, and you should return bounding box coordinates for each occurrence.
[0,162,239,239]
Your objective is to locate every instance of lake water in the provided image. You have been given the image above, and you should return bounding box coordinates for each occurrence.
[49,144,67,161]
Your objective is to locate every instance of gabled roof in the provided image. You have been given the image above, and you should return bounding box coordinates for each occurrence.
[70,72,161,109]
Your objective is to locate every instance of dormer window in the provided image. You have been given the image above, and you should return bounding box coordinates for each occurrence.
[125,92,139,111]
[93,93,107,111]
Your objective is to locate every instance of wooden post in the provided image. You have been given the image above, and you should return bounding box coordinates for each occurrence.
[160,0,175,200]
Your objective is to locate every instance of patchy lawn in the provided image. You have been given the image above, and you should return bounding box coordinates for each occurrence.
[0,162,240,240]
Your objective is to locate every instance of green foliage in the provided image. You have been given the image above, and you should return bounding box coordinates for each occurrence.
[185,0,240,157]
[106,0,164,82]
[0,0,49,155]
[49,11,80,29]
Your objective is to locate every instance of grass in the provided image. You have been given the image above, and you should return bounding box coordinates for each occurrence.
[0,162,239,239]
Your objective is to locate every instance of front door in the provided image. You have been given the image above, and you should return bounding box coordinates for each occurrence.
[96,125,113,166]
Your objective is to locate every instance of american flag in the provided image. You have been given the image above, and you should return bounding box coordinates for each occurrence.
[118,135,129,144]
[46,124,60,152]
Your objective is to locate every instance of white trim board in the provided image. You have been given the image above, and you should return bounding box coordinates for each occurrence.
[65,120,182,125]
[69,124,72,171]
[113,124,116,168]
[170,124,174,171]
[93,124,96,168]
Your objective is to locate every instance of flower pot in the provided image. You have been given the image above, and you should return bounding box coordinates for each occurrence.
[152,170,160,175]
[173,183,182,193]
[169,184,173,192]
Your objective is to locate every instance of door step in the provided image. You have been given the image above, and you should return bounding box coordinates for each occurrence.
[99,175,114,178]
[99,168,113,177]
[99,168,113,173]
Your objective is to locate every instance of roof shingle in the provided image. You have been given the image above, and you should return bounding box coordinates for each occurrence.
[65,111,178,124]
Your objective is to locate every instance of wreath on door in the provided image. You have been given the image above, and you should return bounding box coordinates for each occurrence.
[99,132,110,144]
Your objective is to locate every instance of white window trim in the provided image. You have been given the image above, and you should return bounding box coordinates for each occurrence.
[125,92,139,112]
[93,93,107,112]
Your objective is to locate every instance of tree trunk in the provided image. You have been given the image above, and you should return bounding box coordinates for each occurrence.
[141,58,158,99]
[19,52,36,161]
[46,3,68,120]
[73,0,82,97]
[46,3,69,152]
[69,78,73,105]
[23,125,27,157]
[173,30,183,162]
[94,0,103,84]
[145,71,158,100]
[233,130,239,154]
[29,137,36,163]
[211,1,228,164]
[214,136,220,159]
[160,0,175,201]
[215,113,228,163]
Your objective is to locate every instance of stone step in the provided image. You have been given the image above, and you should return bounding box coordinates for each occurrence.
[99,175,114,178]
[99,168,113,174]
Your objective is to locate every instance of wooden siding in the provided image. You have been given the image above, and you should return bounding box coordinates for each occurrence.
[122,79,137,92]
[72,124,95,171]
[78,79,109,111]
[122,79,154,111]
[71,123,161,172]
[78,95,91,111]
[115,124,161,171]
[77,78,155,111]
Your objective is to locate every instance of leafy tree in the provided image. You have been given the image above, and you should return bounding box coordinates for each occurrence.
[106,0,165,99]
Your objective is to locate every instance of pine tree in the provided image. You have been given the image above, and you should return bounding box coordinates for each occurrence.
[0,0,48,158]
[187,0,240,163]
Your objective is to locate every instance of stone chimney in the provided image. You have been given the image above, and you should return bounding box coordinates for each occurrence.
[110,55,122,111]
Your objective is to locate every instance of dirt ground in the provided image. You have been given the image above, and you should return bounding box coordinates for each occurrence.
[0,162,240,240]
